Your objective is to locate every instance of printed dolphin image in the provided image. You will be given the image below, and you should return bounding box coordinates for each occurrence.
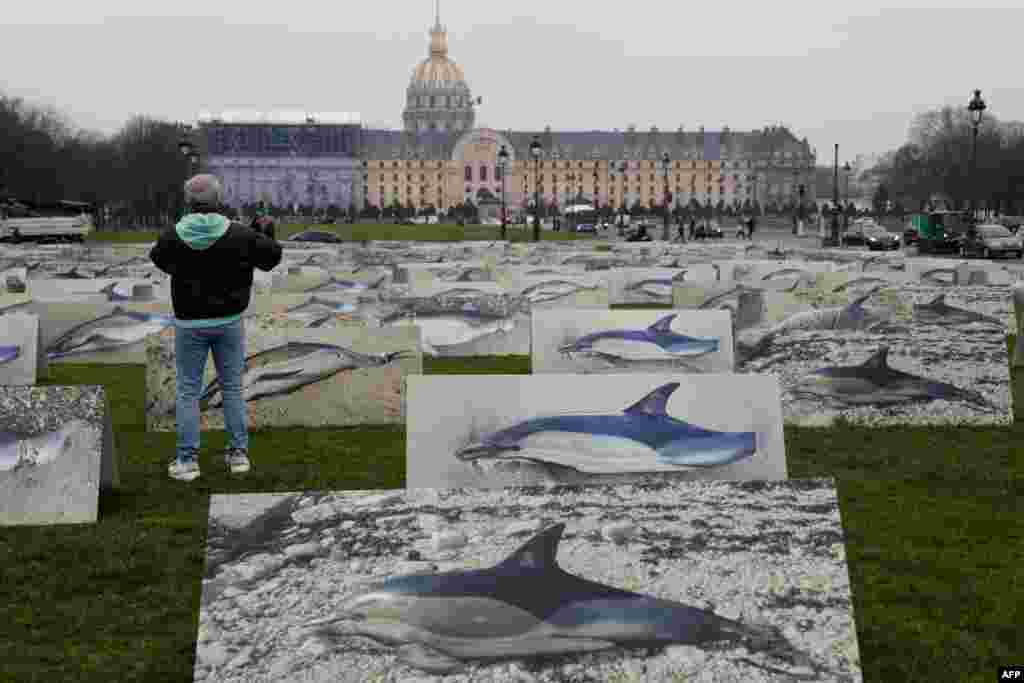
[305,275,386,293]
[54,266,91,279]
[285,296,359,321]
[0,345,20,364]
[518,280,599,305]
[198,341,411,409]
[790,346,993,408]
[455,382,758,475]
[919,266,957,286]
[524,268,570,276]
[95,282,137,302]
[0,420,87,472]
[913,293,1003,327]
[47,306,174,359]
[306,522,807,675]
[429,266,491,282]
[763,289,890,338]
[832,276,893,293]
[760,268,815,289]
[380,310,515,355]
[624,273,688,300]
[558,314,719,362]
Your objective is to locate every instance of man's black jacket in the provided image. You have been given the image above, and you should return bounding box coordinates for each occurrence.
[150,222,282,321]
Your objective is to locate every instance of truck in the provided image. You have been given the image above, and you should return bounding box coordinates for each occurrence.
[903,210,972,255]
[0,199,95,244]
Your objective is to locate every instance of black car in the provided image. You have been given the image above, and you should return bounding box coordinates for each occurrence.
[694,222,724,239]
[287,230,343,243]
[842,224,901,250]
[959,224,1023,259]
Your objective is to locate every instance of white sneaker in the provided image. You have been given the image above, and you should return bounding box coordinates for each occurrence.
[168,457,200,482]
[224,448,251,474]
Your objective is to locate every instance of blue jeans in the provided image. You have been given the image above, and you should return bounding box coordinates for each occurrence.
[175,319,248,462]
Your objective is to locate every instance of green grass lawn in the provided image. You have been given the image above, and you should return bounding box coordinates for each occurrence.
[1,235,1021,681]
[87,222,597,244]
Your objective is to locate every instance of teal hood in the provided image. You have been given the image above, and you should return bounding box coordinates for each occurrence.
[175,213,229,250]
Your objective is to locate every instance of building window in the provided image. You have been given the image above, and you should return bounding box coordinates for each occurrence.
[464,165,472,182]
[480,165,488,182]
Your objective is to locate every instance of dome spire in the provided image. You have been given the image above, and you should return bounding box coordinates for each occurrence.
[429,0,447,57]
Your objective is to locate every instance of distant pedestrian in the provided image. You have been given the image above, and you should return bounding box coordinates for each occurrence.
[250,200,276,239]
[151,174,283,483]
[746,215,756,240]
[688,218,697,241]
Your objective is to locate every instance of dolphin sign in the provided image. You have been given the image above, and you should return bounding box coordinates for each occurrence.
[791,346,995,409]
[913,293,1004,327]
[307,523,810,675]
[559,314,720,358]
[455,382,758,474]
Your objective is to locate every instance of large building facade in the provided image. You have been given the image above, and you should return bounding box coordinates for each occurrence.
[200,10,816,214]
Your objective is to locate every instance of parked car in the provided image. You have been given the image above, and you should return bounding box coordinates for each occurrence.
[694,222,723,239]
[959,223,1023,259]
[288,230,343,243]
[575,223,597,233]
[842,223,901,250]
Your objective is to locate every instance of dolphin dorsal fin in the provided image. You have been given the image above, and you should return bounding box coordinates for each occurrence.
[850,288,881,307]
[862,347,889,369]
[623,382,680,417]
[647,314,677,334]
[498,523,565,571]
[929,293,945,305]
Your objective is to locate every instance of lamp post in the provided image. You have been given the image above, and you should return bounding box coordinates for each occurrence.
[567,172,575,231]
[967,89,987,223]
[592,168,599,226]
[829,143,841,247]
[497,145,509,240]
[660,152,671,240]
[530,136,542,241]
[791,168,799,234]
[842,161,851,231]
[178,124,200,216]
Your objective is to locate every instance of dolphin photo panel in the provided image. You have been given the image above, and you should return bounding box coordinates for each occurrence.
[0,298,48,377]
[145,326,421,432]
[405,373,787,490]
[11,299,176,365]
[531,308,735,374]
[0,312,39,385]
[373,283,522,357]
[680,269,1013,427]
[1,385,115,526]
[26,277,161,303]
[197,479,861,682]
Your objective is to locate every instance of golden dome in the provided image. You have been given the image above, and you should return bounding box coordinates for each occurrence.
[411,56,466,88]
[408,10,468,90]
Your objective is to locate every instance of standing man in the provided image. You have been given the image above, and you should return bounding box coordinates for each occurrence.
[251,200,276,239]
[151,175,283,482]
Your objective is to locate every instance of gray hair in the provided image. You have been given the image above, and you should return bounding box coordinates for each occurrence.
[184,174,224,209]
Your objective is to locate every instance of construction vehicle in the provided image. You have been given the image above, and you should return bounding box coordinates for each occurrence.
[903,210,972,255]
[0,199,95,244]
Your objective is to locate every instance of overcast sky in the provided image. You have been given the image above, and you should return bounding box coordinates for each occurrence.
[3,1,1021,164]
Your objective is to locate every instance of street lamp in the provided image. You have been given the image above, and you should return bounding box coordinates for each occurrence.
[497,145,509,240]
[530,136,542,241]
[829,143,841,247]
[661,152,671,240]
[842,161,852,230]
[968,89,987,223]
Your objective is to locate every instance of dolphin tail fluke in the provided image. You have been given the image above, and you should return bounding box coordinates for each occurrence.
[497,523,566,571]
[396,644,465,674]
[623,382,681,417]
[861,346,890,369]
[647,314,677,334]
